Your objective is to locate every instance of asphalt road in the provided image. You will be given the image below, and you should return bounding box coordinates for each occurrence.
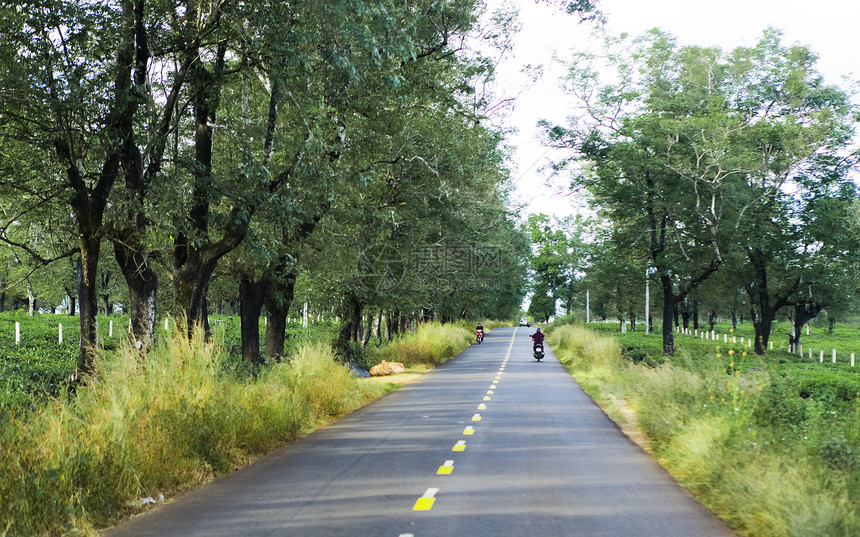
[103,326,737,537]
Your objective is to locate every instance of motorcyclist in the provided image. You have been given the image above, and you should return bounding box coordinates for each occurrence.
[476,323,484,342]
[530,327,545,351]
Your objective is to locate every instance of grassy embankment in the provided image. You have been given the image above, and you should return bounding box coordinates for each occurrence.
[548,320,860,537]
[0,315,476,536]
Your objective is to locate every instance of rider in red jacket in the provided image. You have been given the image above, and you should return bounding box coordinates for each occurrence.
[530,327,545,350]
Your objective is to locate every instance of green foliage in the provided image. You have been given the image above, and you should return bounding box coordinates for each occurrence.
[524,214,590,321]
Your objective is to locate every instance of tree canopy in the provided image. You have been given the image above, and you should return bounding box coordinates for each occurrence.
[543,28,858,354]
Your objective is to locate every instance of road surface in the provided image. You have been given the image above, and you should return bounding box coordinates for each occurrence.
[103,327,736,537]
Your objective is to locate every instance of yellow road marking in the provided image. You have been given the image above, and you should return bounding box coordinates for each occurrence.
[483,396,491,401]
[477,403,487,410]
[487,390,494,395]
[413,488,439,511]
[489,384,496,389]
[452,440,466,451]
[463,426,475,435]
[471,413,482,422]
[437,460,455,475]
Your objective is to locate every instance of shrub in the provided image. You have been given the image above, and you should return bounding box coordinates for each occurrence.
[371,322,472,367]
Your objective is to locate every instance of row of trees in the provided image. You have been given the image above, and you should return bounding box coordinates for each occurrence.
[539,28,859,355]
[2,1,614,378]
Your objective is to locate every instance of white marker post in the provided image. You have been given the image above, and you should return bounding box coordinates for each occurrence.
[833,349,837,364]
[15,322,19,345]
[109,320,113,337]
[59,323,63,344]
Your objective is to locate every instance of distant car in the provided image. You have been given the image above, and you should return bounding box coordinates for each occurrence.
[519,317,531,327]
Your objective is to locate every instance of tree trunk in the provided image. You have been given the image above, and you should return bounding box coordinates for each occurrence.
[692,300,699,331]
[265,273,297,363]
[337,295,362,351]
[662,296,676,355]
[265,308,288,362]
[386,310,396,340]
[708,308,717,332]
[26,280,35,316]
[100,271,111,315]
[77,243,101,380]
[673,303,680,329]
[731,308,738,331]
[374,310,383,340]
[172,42,241,338]
[828,315,836,334]
[239,278,268,365]
[628,311,636,332]
[362,312,373,347]
[745,249,800,355]
[173,254,216,337]
[681,299,690,330]
[790,303,822,354]
[750,305,774,355]
[113,240,158,351]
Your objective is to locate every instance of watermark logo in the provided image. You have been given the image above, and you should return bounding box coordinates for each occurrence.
[356,244,407,292]
[356,244,506,293]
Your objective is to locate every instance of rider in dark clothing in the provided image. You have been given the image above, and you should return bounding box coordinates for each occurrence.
[531,327,545,350]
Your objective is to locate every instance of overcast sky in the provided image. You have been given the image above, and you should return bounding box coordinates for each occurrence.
[492,0,860,216]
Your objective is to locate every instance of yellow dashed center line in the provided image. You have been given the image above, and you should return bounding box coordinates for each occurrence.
[407,328,518,526]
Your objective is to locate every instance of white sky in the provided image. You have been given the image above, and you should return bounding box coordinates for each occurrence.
[491,0,860,217]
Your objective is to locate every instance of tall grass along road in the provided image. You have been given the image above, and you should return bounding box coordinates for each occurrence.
[103,327,734,537]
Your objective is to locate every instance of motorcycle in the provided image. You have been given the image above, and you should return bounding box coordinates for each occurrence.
[476,328,484,344]
[533,342,544,361]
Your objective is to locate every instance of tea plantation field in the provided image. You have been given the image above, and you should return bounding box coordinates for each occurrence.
[0,312,337,412]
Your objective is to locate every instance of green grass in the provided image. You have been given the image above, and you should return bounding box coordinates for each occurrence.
[551,321,860,537]
[0,331,387,536]
[0,317,478,535]
[371,322,474,367]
